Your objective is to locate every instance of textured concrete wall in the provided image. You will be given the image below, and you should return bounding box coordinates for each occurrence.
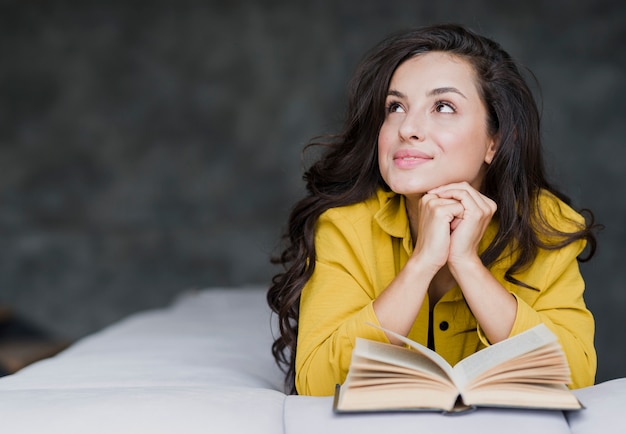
[1,0,624,383]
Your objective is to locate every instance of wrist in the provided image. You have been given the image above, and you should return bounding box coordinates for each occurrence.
[448,256,485,279]
[405,252,442,282]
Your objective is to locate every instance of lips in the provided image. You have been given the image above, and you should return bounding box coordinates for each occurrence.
[392,149,433,169]
[393,149,432,160]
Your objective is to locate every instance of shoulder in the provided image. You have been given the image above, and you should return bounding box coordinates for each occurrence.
[319,187,395,226]
[498,192,588,289]
[315,188,405,248]
[313,188,395,264]
[535,189,586,233]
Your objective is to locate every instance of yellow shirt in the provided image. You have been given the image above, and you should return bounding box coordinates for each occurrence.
[295,188,596,395]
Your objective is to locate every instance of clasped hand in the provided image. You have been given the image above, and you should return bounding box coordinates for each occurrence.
[411,182,496,271]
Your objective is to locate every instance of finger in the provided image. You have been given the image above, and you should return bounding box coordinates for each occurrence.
[428,181,474,195]
[429,185,496,217]
[423,198,465,224]
[431,188,481,214]
[450,218,461,231]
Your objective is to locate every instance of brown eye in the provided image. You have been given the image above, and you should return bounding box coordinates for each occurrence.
[386,102,404,113]
[435,101,455,113]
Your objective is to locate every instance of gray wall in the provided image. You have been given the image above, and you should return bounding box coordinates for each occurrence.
[1,1,624,383]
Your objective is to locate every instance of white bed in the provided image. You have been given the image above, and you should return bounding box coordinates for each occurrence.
[0,286,623,433]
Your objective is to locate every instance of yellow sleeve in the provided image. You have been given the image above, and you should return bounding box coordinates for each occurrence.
[295,210,389,396]
[477,237,596,388]
[515,238,596,389]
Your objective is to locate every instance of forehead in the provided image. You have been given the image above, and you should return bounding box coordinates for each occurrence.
[390,52,480,94]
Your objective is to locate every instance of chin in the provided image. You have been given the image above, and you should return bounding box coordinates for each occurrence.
[383,176,437,196]
[388,184,431,196]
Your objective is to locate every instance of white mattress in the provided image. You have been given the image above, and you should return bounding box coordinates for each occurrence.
[0,286,622,433]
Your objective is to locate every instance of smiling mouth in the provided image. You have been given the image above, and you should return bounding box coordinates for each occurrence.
[393,149,433,160]
[393,154,432,169]
[393,155,433,162]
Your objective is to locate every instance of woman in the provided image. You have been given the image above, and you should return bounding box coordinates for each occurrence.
[267,23,599,396]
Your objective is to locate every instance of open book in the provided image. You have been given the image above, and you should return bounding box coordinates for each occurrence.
[333,323,583,413]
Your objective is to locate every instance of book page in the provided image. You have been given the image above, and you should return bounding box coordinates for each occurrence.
[351,339,453,385]
[461,382,581,410]
[336,381,459,412]
[452,324,558,389]
[466,343,571,390]
[365,322,454,379]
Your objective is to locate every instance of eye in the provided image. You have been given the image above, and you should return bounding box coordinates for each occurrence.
[386,101,405,114]
[435,101,455,113]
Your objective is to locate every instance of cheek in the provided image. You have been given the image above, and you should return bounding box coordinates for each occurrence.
[378,120,397,145]
[376,142,387,172]
[440,127,485,159]
[377,127,390,157]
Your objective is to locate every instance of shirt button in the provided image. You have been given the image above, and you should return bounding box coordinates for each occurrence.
[439,321,449,331]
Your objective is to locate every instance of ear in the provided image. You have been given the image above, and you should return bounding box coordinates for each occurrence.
[483,138,497,165]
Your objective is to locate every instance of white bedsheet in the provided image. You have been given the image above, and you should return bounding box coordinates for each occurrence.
[0,286,622,433]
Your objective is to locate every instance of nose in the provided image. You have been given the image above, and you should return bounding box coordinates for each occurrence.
[398,110,425,142]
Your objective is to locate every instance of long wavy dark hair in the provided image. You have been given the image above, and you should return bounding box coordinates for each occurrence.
[267,23,599,394]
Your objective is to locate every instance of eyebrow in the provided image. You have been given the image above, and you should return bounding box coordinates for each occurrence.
[428,87,467,99]
[387,87,467,99]
[387,89,405,98]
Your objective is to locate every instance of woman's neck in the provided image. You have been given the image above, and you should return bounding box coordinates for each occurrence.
[404,193,424,245]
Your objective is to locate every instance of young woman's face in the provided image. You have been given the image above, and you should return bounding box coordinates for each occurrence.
[377,52,496,197]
